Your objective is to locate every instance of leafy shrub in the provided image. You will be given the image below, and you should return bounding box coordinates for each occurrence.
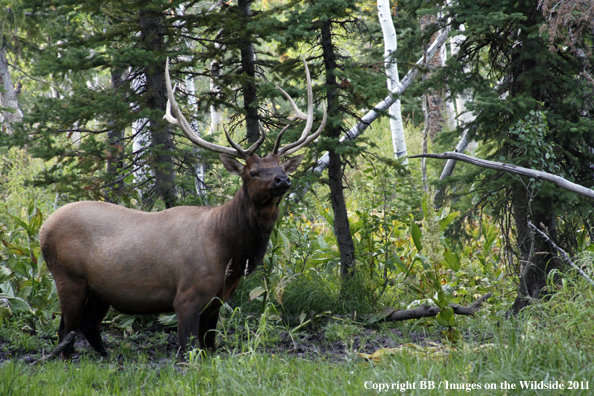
[0,203,58,324]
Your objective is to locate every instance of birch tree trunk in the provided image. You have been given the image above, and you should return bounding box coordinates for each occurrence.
[0,48,23,135]
[310,28,449,175]
[209,58,222,135]
[377,0,407,163]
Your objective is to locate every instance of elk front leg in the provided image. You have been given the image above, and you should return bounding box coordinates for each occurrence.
[174,299,202,355]
[199,304,221,352]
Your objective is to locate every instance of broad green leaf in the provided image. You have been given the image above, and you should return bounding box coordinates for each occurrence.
[157,313,178,327]
[439,211,459,231]
[114,314,137,329]
[0,306,11,318]
[414,253,431,269]
[443,248,461,271]
[436,306,455,327]
[392,254,410,275]
[0,267,12,283]
[0,295,31,313]
[29,209,43,235]
[411,221,423,252]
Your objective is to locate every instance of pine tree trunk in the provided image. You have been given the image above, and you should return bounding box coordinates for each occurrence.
[105,67,127,203]
[139,8,177,208]
[419,16,446,141]
[238,0,260,143]
[320,20,356,280]
[510,193,563,314]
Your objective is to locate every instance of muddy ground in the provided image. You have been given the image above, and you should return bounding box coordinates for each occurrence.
[0,318,453,365]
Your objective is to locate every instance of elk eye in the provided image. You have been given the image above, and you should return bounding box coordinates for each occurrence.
[250,171,258,177]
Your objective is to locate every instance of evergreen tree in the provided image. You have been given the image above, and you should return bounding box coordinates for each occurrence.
[274,0,387,279]
[407,0,594,311]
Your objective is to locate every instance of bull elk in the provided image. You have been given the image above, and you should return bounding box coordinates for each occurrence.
[40,59,326,358]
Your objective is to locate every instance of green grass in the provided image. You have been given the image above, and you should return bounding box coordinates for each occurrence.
[1,321,593,396]
[2,295,594,396]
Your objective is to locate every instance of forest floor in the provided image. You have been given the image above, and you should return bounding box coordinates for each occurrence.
[0,319,451,366]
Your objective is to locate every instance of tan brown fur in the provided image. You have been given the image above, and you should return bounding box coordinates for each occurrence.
[41,153,302,357]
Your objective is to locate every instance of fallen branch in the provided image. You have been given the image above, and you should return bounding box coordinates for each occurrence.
[375,292,493,322]
[411,152,594,200]
[528,222,594,288]
[33,331,76,364]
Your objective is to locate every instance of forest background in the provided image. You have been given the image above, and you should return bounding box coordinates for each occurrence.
[1,0,594,394]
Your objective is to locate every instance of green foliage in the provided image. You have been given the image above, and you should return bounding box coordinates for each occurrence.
[0,202,57,324]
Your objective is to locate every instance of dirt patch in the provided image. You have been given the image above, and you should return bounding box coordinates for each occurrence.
[0,320,448,365]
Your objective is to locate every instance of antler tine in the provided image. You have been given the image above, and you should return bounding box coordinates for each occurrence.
[271,125,291,155]
[245,128,266,156]
[163,58,245,159]
[281,104,327,157]
[276,59,325,157]
[221,124,267,159]
[221,125,248,159]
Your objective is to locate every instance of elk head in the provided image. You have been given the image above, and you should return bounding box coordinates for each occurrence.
[163,58,327,203]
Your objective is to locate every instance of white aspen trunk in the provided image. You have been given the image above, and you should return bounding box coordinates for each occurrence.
[0,48,23,135]
[209,58,222,135]
[132,74,151,196]
[184,70,207,196]
[311,28,449,175]
[441,40,457,130]
[377,0,408,163]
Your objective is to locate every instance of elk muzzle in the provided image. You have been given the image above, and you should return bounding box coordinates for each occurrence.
[271,174,291,196]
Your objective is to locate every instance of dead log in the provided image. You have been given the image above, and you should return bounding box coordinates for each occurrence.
[372,292,492,323]
[33,331,76,364]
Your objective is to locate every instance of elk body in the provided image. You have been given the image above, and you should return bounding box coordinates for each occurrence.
[40,60,326,358]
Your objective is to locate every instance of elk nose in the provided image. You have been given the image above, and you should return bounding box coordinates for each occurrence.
[272,174,291,189]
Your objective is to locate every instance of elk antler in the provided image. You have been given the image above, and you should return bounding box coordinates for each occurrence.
[164,58,325,160]
[272,59,327,158]
[164,58,265,159]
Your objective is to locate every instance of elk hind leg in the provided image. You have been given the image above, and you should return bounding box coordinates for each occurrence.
[79,292,111,356]
[56,281,88,358]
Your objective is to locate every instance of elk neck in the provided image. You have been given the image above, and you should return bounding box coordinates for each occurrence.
[213,183,283,276]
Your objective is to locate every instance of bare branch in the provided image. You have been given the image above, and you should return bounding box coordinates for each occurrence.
[411,151,594,200]
[528,222,594,288]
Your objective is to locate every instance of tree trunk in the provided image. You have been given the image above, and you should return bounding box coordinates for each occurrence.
[0,48,23,135]
[377,0,407,163]
[310,29,449,176]
[238,0,260,143]
[105,67,127,203]
[419,16,446,141]
[510,192,563,314]
[139,8,177,208]
[210,58,223,135]
[320,20,356,280]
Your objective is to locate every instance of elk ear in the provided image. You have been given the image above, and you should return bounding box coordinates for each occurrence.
[280,154,304,174]
[220,154,244,175]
